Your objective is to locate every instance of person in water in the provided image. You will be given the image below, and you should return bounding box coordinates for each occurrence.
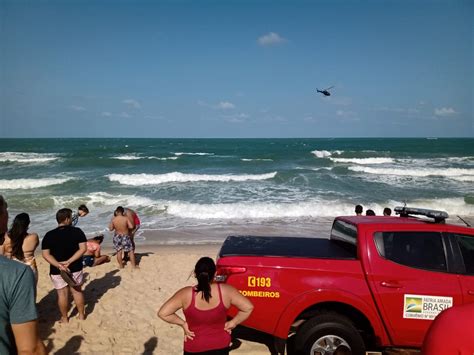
[158,257,254,355]
[1,213,40,287]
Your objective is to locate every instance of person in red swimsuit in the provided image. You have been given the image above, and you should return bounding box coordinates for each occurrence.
[158,257,254,355]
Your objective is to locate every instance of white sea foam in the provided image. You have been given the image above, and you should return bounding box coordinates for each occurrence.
[165,201,358,219]
[331,157,394,164]
[174,152,214,156]
[0,178,71,190]
[241,158,273,162]
[0,152,59,163]
[311,150,343,158]
[165,198,474,219]
[149,156,179,160]
[107,172,278,186]
[310,167,333,171]
[348,166,474,178]
[112,155,178,161]
[451,176,474,182]
[112,155,142,160]
[51,192,156,207]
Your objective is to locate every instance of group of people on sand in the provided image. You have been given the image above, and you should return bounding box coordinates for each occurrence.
[0,193,256,355]
[355,204,392,217]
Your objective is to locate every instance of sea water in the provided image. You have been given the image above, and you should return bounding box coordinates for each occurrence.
[1,138,473,245]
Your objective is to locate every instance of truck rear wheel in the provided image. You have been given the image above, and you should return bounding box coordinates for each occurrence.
[295,313,366,355]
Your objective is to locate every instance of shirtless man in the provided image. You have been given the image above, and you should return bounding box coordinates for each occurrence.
[109,206,137,269]
[122,208,140,262]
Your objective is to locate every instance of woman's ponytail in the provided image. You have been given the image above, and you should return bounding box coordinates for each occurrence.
[194,257,216,303]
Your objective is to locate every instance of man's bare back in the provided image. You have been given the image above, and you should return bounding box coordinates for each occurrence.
[109,215,132,235]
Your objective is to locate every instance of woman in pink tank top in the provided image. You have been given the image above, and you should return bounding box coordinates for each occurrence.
[158,257,254,355]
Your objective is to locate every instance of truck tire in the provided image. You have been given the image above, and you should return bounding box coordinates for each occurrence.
[295,313,366,355]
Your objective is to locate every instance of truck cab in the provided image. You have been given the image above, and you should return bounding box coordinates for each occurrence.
[216,207,474,354]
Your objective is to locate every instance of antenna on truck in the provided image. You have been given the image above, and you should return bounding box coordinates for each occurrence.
[457,215,472,227]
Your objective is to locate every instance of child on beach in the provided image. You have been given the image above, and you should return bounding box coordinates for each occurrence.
[109,206,137,269]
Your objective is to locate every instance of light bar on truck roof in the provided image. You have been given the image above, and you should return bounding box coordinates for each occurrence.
[394,206,449,223]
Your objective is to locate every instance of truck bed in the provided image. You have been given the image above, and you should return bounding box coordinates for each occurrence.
[219,235,356,259]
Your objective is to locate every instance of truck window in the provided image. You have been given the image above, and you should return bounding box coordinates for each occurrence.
[454,234,474,275]
[374,232,447,272]
[330,220,357,257]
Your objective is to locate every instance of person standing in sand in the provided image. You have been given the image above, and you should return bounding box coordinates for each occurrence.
[158,257,254,355]
[1,213,40,288]
[42,208,87,323]
[109,206,137,269]
[122,207,140,262]
[0,195,46,355]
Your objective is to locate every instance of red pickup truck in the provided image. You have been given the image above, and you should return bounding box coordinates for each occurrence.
[216,207,474,354]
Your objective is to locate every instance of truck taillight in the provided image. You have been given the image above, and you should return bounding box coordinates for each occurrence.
[215,266,247,282]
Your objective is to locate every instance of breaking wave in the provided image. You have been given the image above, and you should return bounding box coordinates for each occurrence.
[311,150,344,158]
[0,152,60,164]
[241,158,274,162]
[348,166,474,179]
[107,172,278,186]
[330,157,394,164]
[174,152,214,156]
[0,178,72,190]
[112,155,178,161]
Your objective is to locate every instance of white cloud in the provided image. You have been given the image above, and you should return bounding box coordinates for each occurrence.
[257,32,286,46]
[120,112,131,118]
[434,107,458,117]
[215,101,235,110]
[101,111,112,117]
[70,105,86,111]
[198,100,236,110]
[123,99,142,109]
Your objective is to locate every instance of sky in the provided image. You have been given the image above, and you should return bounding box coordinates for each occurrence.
[0,0,473,138]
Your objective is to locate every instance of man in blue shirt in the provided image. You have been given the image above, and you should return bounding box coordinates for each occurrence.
[0,195,46,354]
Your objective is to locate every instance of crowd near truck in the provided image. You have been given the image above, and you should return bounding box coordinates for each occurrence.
[215,207,474,354]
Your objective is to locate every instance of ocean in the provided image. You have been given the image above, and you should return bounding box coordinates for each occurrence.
[1,138,473,246]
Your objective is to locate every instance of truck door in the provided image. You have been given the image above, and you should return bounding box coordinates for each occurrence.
[366,231,463,347]
[453,233,474,304]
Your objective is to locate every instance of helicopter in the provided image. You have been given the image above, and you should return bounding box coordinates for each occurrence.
[316,86,334,96]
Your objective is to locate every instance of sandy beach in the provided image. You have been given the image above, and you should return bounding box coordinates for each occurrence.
[36,244,271,355]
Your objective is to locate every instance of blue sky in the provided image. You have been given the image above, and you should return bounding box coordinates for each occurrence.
[1,0,472,138]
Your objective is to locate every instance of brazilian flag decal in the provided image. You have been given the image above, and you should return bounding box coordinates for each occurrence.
[405,297,422,313]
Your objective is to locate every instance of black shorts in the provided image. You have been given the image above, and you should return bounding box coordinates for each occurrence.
[184,347,229,355]
[83,255,94,267]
